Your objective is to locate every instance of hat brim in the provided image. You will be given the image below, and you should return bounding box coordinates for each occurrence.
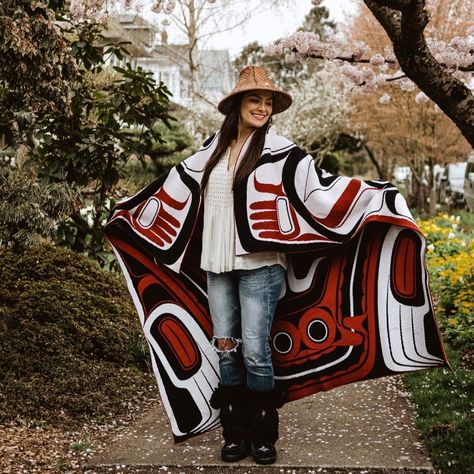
[217,87,293,116]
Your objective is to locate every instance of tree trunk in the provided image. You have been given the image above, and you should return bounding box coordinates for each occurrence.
[363,142,388,180]
[70,211,90,253]
[429,185,437,215]
[187,0,199,103]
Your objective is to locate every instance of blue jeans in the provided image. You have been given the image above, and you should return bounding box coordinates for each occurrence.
[207,264,286,391]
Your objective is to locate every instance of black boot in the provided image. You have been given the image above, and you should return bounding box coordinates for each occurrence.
[247,387,285,465]
[210,383,249,462]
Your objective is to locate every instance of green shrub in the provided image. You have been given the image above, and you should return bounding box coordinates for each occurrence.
[0,243,153,426]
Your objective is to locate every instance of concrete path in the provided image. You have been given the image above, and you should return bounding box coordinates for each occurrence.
[85,376,434,473]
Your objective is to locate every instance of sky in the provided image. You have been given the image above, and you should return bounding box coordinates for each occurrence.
[149,0,358,58]
[207,0,358,57]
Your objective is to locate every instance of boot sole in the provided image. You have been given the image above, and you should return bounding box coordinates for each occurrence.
[222,446,250,462]
[252,454,276,465]
[222,451,250,462]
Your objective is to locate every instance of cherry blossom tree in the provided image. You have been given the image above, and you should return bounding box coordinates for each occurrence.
[266,0,474,148]
[274,72,349,159]
[343,0,471,212]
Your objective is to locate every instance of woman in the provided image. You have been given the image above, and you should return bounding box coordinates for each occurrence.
[105,66,448,467]
[199,66,293,465]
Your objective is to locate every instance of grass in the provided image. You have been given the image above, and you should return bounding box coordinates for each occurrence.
[70,441,94,452]
[403,344,474,473]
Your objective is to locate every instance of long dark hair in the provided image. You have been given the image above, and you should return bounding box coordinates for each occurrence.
[200,93,272,194]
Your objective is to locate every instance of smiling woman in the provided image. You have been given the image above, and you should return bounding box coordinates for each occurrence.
[240,90,273,128]
[199,73,292,465]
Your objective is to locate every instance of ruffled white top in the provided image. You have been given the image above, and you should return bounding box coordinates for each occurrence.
[200,147,287,273]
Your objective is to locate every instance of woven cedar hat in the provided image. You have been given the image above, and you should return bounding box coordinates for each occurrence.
[218,66,293,115]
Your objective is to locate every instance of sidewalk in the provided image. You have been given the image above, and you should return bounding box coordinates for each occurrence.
[85,376,434,473]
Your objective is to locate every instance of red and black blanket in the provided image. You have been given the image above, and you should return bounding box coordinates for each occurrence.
[105,126,448,442]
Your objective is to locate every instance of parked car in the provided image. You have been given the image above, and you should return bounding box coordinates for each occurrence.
[464,154,474,212]
[438,162,467,208]
[392,166,411,184]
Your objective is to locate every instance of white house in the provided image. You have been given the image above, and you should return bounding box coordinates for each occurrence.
[102,14,233,108]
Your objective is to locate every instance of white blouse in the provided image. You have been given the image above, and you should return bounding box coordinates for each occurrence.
[200,147,287,273]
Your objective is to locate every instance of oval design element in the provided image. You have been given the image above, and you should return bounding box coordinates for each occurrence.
[393,235,416,297]
[299,308,336,350]
[271,320,301,362]
[307,319,328,343]
[276,196,294,234]
[138,197,160,228]
[158,316,199,372]
[273,331,293,355]
[390,230,424,306]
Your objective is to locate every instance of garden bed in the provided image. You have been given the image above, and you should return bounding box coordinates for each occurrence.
[403,213,474,473]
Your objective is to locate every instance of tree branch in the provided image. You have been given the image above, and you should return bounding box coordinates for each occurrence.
[364,0,474,147]
[301,52,474,72]
[363,142,386,179]
[193,90,217,108]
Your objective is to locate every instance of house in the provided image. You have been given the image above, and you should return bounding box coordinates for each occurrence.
[102,14,233,108]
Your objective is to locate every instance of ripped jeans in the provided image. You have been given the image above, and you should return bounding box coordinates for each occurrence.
[207,264,286,391]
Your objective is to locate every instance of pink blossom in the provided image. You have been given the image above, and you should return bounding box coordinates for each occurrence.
[264,43,283,56]
[352,41,369,61]
[151,1,164,13]
[375,73,388,85]
[285,52,296,63]
[340,64,363,85]
[88,0,105,10]
[361,67,376,83]
[379,93,391,104]
[399,78,415,92]
[415,91,429,104]
[70,0,84,19]
[164,0,176,14]
[383,47,396,62]
[326,34,345,50]
[428,37,474,68]
[370,53,385,66]
[271,18,471,102]
[311,0,323,5]
[450,36,468,52]
[278,31,323,58]
[324,46,339,60]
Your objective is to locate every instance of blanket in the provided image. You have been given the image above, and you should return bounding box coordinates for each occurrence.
[105,126,449,442]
